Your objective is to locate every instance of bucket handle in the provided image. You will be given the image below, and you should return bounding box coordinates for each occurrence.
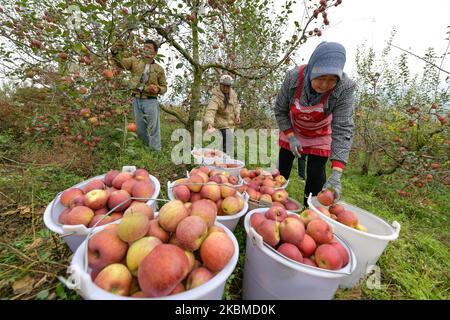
[248,226,265,249]
[392,221,401,237]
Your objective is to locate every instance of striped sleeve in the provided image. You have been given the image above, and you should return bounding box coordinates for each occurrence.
[330,80,356,165]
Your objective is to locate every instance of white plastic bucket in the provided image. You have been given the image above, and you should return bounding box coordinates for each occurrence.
[207,158,245,177]
[43,166,161,252]
[64,220,239,300]
[242,208,357,300]
[191,147,229,165]
[167,181,249,232]
[307,195,401,288]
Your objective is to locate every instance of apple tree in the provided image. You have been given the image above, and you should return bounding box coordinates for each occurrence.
[352,29,450,196]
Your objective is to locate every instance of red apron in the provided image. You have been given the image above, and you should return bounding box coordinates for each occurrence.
[279,65,333,158]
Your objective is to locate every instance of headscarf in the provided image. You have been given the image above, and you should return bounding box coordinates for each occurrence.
[301,41,346,106]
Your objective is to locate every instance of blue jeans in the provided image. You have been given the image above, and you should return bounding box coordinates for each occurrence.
[132,97,161,151]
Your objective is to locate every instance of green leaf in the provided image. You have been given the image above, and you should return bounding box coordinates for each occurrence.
[73,43,83,54]
[112,142,121,148]
[176,63,183,69]
[55,284,67,299]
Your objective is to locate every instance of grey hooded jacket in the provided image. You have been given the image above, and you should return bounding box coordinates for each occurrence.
[273,66,356,164]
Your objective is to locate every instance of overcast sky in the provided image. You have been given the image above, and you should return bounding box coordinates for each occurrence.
[285,0,450,78]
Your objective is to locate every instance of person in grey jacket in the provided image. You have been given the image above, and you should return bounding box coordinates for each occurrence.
[274,42,356,206]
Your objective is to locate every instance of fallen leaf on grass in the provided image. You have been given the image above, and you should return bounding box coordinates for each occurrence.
[25,237,44,251]
[12,275,36,295]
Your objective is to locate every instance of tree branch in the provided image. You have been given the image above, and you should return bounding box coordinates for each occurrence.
[389,42,450,75]
[160,104,188,126]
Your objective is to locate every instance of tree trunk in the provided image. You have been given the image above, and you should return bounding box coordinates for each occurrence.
[187,9,203,134]
[361,148,372,176]
[188,68,202,133]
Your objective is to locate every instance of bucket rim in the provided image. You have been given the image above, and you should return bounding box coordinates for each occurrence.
[307,195,401,241]
[244,208,357,278]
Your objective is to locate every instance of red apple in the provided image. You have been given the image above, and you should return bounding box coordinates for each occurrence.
[60,188,83,207]
[297,234,317,257]
[83,179,105,193]
[306,219,333,245]
[126,236,162,276]
[138,244,189,297]
[200,232,234,272]
[84,189,108,210]
[279,216,305,245]
[299,209,319,226]
[108,190,132,212]
[66,206,94,226]
[190,199,217,228]
[255,219,280,247]
[88,225,128,270]
[147,219,170,243]
[265,206,288,222]
[277,243,303,263]
[186,267,214,290]
[317,189,334,206]
[158,200,189,232]
[94,263,132,296]
[315,244,343,270]
[176,215,208,251]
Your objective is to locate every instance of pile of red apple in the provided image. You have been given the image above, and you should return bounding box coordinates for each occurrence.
[250,207,350,271]
[316,189,368,232]
[192,149,224,158]
[211,160,241,169]
[88,199,235,297]
[58,168,155,228]
[240,167,288,189]
[171,166,246,216]
[238,167,299,211]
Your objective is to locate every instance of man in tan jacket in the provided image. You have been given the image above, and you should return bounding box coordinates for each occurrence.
[204,75,241,156]
[111,39,167,151]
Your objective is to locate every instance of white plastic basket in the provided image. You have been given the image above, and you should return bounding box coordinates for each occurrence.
[43,166,161,252]
[167,180,249,232]
[242,208,357,300]
[307,194,401,288]
[64,220,239,300]
[191,147,229,165]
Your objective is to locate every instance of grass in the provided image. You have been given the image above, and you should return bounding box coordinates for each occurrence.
[0,96,448,300]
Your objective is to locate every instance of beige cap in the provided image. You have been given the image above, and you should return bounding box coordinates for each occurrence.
[219,74,233,86]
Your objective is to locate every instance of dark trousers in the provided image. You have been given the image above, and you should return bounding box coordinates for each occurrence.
[219,128,233,156]
[278,147,328,206]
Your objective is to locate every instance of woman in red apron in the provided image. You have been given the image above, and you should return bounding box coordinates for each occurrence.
[275,42,356,206]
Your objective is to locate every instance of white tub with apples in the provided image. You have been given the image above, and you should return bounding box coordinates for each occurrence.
[206,158,245,177]
[65,220,239,300]
[167,181,249,232]
[43,166,161,252]
[191,147,229,165]
[307,195,401,288]
[242,208,357,300]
